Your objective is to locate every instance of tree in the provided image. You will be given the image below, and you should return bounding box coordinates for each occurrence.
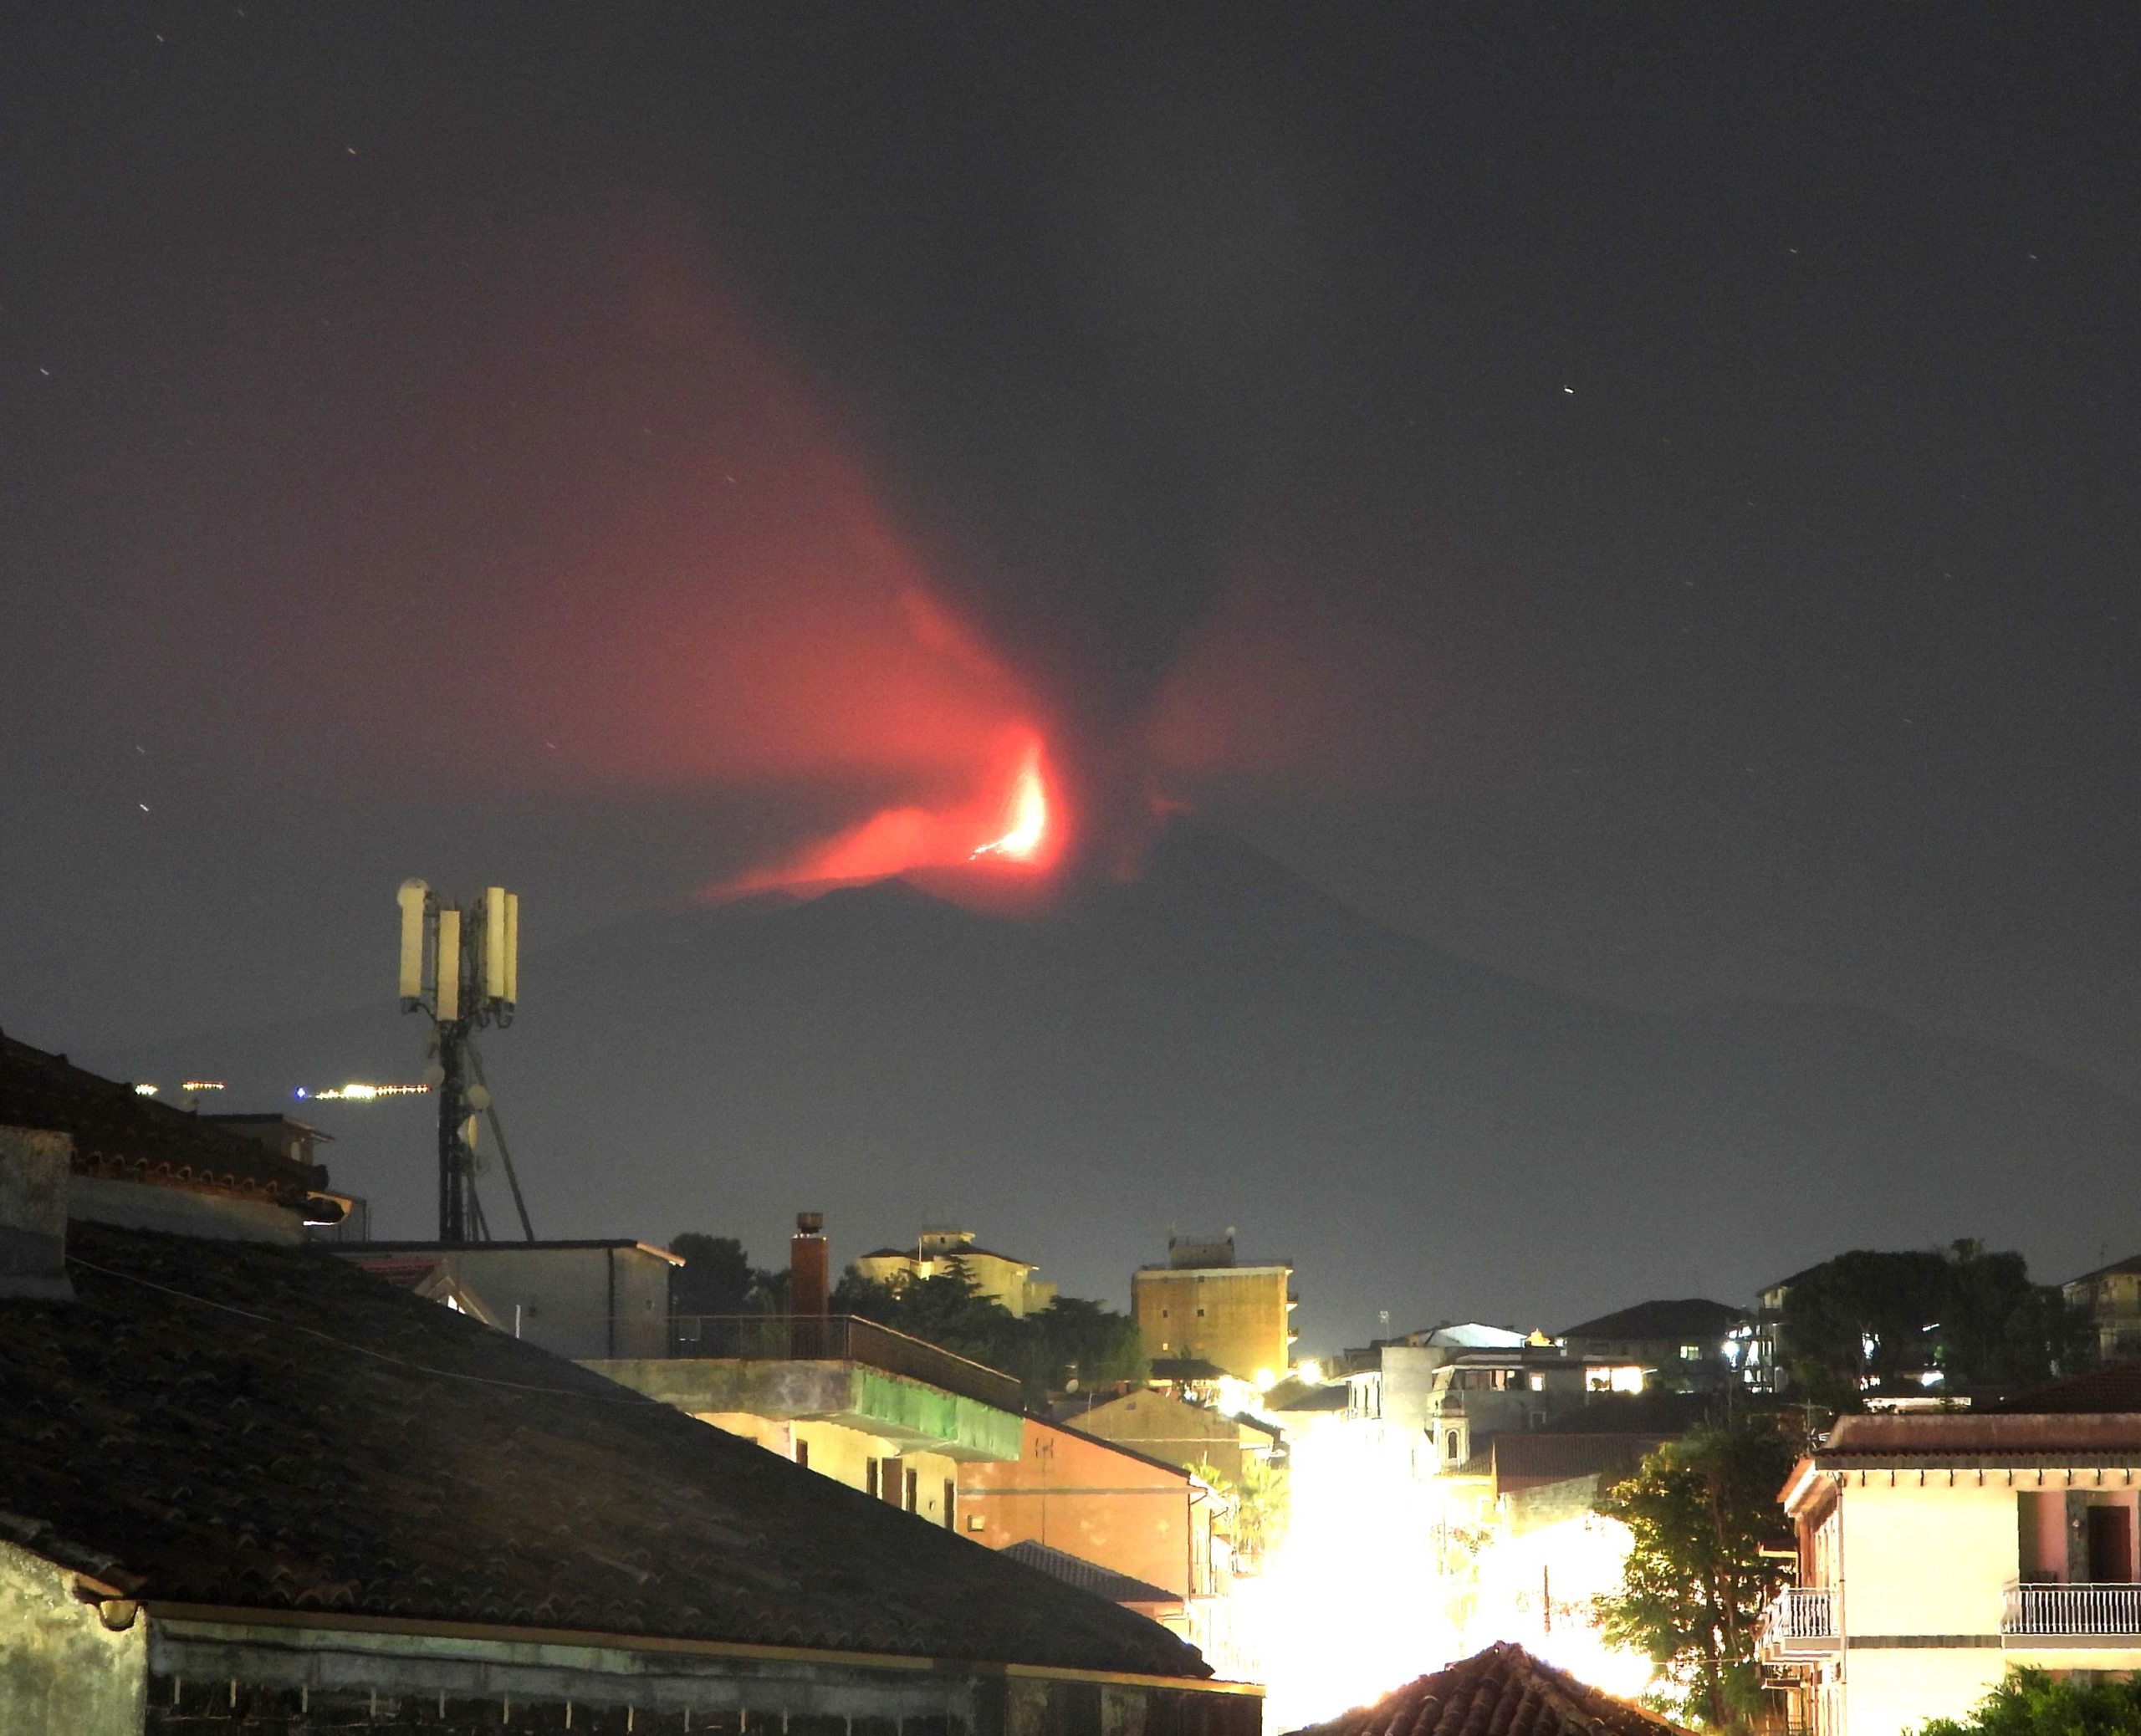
[831,1266,1147,1402]
[1593,1417,1798,1731]
[1919,1668,2141,1736]
[670,1233,784,1315]
[1782,1243,2091,1407]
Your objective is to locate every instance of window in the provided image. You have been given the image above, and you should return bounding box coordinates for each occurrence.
[1196,1307,1206,1317]
[1680,1345,1702,1361]
[906,1468,920,1514]
[943,1479,957,1530]
[795,1440,810,1472]
[1446,1431,1461,1461]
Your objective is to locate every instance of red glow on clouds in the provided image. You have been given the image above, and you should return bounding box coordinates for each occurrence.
[724,730,1063,895]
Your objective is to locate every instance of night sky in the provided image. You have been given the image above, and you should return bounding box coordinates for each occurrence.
[5,8,2139,1315]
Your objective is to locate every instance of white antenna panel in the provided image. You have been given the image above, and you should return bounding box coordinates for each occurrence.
[396,879,429,1002]
[503,891,519,1006]
[434,906,462,1022]
[483,886,508,1002]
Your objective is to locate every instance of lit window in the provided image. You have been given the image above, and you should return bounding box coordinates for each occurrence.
[1679,1345,1702,1361]
[1528,1372,1544,1392]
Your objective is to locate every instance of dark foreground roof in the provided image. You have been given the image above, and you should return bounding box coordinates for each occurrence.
[0,1221,1206,1677]
[0,1031,324,1208]
[1983,1357,2141,1416]
[1558,1299,1744,1342]
[1287,1642,1689,1736]
[999,1540,1177,1606]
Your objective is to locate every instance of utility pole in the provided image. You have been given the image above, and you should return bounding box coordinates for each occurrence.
[396,880,523,1244]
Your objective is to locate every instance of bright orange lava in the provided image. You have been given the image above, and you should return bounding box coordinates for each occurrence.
[720,733,1061,897]
[971,741,1049,861]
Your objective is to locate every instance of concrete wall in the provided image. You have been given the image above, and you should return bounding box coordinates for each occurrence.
[140,1610,1261,1736]
[435,1244,673,1360]
[1072,1394,1266,1485]
[1133,1269,1290,1383]
[593,1357,1025,1463]
[1842,1649,2006,1736]
[1842,1479,2015,1637]
[0,1126,73,1299]
[0,1539,145,1736]
[961,1419,1202,1599]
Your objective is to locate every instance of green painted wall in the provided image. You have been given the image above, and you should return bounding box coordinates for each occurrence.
[0,1540,145,1735]
[586,1358,1024,1462]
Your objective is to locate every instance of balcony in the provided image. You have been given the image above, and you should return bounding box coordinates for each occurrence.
[2003,1582,2141,1638]
[1757,1587,1838,1660]
[664,1313,1026,1413]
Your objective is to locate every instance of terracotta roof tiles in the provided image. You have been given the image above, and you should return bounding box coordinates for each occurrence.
[1286,1642,1689,1736]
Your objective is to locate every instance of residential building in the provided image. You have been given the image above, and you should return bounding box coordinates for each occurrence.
[588,1216,1025,1529]
[855,1228,1059,1318]
[2062,1255,2141,1360]
[1558,1298,1747,1393]
[1736,1264,1824,1393]
[1760,1362,2141,1736]
[0,1032,339,1248]
[958,1413,1246,1677]
[1070,1387,1283,1485]
[334,1237,682,1358]
[1293,1640,1693,1736]
[0,1043,1258,1735]
[1133,1230,1295,1384]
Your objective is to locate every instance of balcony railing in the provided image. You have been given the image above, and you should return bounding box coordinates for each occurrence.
[667,1313,1025,1413]
[1758,1587,1838,1657]
[2003,1582,2141,1637]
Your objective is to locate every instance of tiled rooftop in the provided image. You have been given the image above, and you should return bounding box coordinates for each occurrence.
[1989,1356,2141,1415]
[1557,1299,1744,1342]
[0,1030,324,1208]
[1286,1642,1689,1736]
[999,1539,1178,1606]
[0,1220,1208,1677]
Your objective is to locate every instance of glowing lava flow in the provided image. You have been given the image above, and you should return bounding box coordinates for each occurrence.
[719,732,1063,896]
[971,743,1048,860]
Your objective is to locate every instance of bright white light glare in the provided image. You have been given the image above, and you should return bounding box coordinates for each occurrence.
[1235,1421,1654,1728]
[1254,1367,1277,1391]
[1297,1361,1324,1386]
[133,1083,158,1096]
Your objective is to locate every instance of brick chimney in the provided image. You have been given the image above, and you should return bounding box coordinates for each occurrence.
[790,1211,828,1317]
[0,1126,74,1301]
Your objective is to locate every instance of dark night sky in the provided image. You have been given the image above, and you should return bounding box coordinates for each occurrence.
[4,7,2140,1310]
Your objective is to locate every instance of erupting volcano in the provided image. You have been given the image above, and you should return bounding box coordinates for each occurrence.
[723,728,1064,900]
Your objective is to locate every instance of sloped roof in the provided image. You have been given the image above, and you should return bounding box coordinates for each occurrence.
[1559,1299,1745,1342]
[1286,1641,1690,1736]
[0,1031,325,1207]
[1985,1357,2141,1415]
[2064,1255,2141,1287]
[1149,1357,1229,1381]
[0,1221,1206,1677]
[999,1540,1177,1606]
[1490,1433,1668,1493]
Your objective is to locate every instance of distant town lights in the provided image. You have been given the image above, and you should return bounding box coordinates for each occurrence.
[181,1080,226,1093]
[133,1083,157,1096]
[296,1082,431,1101]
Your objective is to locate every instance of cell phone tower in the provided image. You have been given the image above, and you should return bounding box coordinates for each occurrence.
[396,880,533,1244]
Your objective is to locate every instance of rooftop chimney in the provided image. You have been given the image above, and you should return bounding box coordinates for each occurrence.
[0,1126,74,1301]
[791,1211,828,1317]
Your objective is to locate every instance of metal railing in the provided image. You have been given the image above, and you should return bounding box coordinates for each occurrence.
[1759,1587,1837,1651]
[2003,1582,2141,1636]
[667,1314,1025,1413]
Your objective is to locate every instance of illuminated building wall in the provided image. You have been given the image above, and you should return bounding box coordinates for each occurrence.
[1134,1256,1295,1384]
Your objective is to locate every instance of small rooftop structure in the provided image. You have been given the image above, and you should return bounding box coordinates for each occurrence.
[1286,1641,1690,1736]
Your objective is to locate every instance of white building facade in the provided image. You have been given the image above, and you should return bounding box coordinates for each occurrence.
[1761,1404,2141,1736]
